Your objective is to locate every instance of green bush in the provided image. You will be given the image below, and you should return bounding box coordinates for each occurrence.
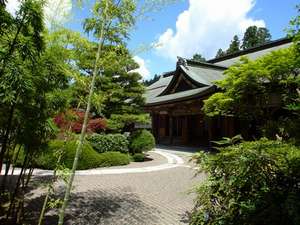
[129,129,155,153]
[132,153,145,162]
[87,133,129,153]
[17,140,130,170]
[191,139,300,225]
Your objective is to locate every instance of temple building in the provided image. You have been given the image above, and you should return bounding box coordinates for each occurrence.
[144,38,292,146]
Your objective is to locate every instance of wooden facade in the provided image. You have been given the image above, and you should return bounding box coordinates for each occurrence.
[146,98,235,147]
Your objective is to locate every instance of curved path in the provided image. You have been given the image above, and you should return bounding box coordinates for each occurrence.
[24,147,206,225]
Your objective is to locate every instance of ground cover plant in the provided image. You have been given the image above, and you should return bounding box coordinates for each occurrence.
[191,139,300,225]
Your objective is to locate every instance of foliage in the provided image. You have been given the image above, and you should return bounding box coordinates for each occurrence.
[204,45,299,141]
[87,133,129,153]
[214,26,271,58]
[107,113,150,132]
[62,30,146,130]
[215,48,226,58]
[16,140,130,170]
[210,134,243,148]
[143,74,160,86]
[192,54,206,62]
[132,153,145,162]
[129,129,155,153]
[203,93,234,117]
[191,139,300,225]
[226,35,240,54]
[241,26,272,50]
[53,109,107,134]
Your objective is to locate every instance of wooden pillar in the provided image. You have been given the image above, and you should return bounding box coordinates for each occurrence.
[156,114,160,144]
[182,116,188,144]
[151,112,155,136]
[169,113,173,145]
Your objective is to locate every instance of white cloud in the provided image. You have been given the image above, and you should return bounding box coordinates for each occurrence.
[44,0,72,27]
[6,0,20,15]
[6,0,72,27]
[156,0,265,60]
[131,56,151,79]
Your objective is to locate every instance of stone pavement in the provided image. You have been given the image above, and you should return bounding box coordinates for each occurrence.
[24,148,206,225]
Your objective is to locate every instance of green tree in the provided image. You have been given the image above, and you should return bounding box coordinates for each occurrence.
[215,48,226,58]
[192,53,206,62]
[59,30,146,131]
[0,1,71,222]
[241,25,271,50]
[203,46,299,140]
[143,74,160,86]
[226,35,240,54]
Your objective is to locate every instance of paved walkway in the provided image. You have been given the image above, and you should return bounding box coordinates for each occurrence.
[24,147,206,225]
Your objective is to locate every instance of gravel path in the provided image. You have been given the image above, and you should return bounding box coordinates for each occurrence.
[24,148,206,225]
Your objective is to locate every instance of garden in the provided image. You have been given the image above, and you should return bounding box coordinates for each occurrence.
[0,0,157,224]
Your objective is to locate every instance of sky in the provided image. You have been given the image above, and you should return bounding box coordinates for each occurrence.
[6,0,299,80]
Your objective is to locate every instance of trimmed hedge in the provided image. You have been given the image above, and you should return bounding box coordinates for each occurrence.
[191,139,300,225]
[87,133,129,153]
[130,129,155,153]
[17,140,130,170]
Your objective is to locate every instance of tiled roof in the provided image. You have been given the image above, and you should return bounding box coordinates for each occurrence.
[145,37,292,106]
[146,86,214,106]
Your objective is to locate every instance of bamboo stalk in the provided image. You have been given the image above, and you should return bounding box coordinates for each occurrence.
[57,1,109,224]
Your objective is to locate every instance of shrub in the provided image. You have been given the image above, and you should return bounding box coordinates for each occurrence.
[129,129,155,153]
[191,139,300,225]
[53,109,107,134]
[17,140,130,170]
[86,133,129,153]
[132,153,145,162]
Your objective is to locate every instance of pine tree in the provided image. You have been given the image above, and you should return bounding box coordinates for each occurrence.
[241,26,272,50]
[226,35,240,54]
[192,53,206,62]
[215,48,226,58]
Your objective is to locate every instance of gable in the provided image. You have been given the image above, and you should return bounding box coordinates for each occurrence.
[159,70,204,96]
[168,73,199,94]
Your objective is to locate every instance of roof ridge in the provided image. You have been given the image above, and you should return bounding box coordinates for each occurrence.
[185,59,227,70]
[207,37,292,63]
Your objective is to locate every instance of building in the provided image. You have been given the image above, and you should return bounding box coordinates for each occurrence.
[144,38,292,146]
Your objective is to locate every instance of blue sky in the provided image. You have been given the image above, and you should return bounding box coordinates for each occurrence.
[8,0,297,80]
[125,0,298,80]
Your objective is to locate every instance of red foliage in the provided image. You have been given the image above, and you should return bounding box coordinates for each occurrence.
[53,109,107,134]
[87,118,107,133]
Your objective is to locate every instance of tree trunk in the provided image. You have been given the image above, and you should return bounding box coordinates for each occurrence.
[0,104,15,174]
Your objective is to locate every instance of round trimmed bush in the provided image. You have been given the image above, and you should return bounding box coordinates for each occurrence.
[19,140,130,170]
[87,133,129,153]
[129,129,155,153]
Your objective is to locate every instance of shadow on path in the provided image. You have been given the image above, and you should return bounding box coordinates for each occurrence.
[25,188,161,225]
